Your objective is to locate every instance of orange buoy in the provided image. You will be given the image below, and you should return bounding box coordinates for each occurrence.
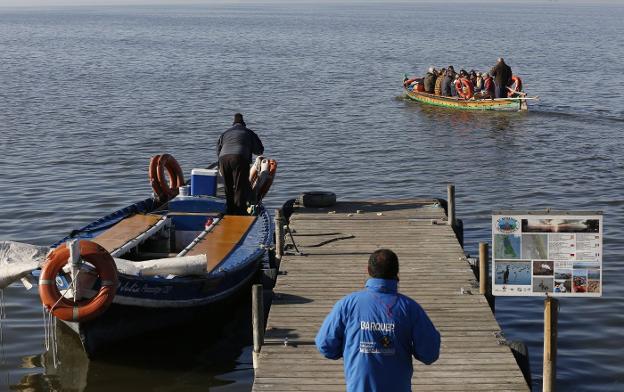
[455,78,474,99]
[507,75,523,97]
[149,154,185,200]
[39,240,118,322]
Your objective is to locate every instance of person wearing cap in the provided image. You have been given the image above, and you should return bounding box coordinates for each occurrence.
[216,113,264,215]
[490,57,513,98]
[316,249,440,392]
[423,67,437,94]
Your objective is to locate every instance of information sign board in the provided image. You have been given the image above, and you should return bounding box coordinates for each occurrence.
[491,212,602,297]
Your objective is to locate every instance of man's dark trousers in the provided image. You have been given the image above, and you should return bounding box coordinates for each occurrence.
[219,154,253,215]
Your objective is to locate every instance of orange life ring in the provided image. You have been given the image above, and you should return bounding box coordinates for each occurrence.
[507,75,523,97]
[454,78,474,99]
[149,154,162,196]
[149,154,185,200]
[39,240,118,322]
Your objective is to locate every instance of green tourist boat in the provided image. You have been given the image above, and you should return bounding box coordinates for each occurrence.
[403,76,536,112]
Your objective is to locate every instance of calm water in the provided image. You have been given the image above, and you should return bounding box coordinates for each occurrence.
[1,2,623,391]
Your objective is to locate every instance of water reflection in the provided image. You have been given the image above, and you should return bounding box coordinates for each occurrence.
[13,293,254,392]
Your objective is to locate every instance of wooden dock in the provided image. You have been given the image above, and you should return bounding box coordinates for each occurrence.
[253,199,530,392]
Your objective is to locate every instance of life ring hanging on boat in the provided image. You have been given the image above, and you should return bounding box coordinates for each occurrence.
[149,154,185,200]
[507,75,523,97]
[249,156,278,200]
[455,78,474,99]
[39,240,118,322]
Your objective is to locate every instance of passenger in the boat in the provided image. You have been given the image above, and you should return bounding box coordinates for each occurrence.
[450,75,459,97]
[490,57,513,98]
[469,70,478,88]
[441,68,453,97]
[474,73,495,99]
[434,67,445,95]
[217,113,264,215]
[475,72,484,91]
[315,249,440,392]
[423,67,437,94]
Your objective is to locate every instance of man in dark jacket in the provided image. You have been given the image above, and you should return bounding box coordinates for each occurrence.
[490,58,513,98]
[217,113,264,215]
[316,249,440,392]
[423,67,437,94]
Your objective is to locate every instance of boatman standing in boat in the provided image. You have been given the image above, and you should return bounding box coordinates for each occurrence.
[490,58,513,98]
[315,249,440,391]
[217,113,264,215]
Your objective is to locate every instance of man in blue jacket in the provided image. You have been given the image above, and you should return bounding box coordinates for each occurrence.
[315,249,440,392]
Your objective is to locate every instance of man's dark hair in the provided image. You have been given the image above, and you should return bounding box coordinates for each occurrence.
[233,113,246,126]
[368,249,399,280]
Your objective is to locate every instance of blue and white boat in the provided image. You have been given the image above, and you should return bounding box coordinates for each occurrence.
[3,155,275,357]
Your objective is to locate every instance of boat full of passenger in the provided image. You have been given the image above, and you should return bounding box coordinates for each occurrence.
[403,62,538,111]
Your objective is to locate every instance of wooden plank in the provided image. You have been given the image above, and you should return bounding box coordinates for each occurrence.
[93,213,162,252]
[252,200,529,391]
[186,215,256,272]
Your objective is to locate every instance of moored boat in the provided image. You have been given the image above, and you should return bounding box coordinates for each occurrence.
[2,154,276,357]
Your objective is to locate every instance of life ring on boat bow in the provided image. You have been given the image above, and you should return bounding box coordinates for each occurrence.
[39,240,118,322]
[507,75,523,97]
[455,78,474,99]
[149,154,185,200]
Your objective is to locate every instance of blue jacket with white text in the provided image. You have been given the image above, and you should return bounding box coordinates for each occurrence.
[315,278,441,392]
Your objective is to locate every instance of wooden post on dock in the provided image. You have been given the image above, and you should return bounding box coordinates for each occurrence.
[252,283,264,370]
[543,296,558,392]
[274,209,284,260]
[479,242,495,311]
[447,184,456,229]
[479,242,488,295]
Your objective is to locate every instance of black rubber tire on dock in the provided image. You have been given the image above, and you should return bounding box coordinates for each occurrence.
[297,191,336,208]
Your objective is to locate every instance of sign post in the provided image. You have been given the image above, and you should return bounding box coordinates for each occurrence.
[491,211,603,391]
[543,296,558,392]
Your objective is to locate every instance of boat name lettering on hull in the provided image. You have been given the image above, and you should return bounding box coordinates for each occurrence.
[119,281,173,295]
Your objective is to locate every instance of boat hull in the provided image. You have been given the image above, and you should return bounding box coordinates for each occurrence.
[47,195,273,357]
[405,88,525,111]
[62,266,259,357]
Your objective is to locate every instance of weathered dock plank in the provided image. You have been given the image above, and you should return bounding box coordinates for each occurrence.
[252,200,529,391]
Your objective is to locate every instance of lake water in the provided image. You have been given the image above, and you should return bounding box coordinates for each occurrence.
[1,2,623,391]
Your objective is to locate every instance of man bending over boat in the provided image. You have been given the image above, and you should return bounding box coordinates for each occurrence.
[217,113,264,215]
[316,249,440,392]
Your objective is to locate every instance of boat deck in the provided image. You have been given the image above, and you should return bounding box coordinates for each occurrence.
[252,199,529,391]
[186,215,256,272]
[94,213,162,253]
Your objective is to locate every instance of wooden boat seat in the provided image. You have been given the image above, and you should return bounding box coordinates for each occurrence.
[185,215,256,273]
[94,214,163,253]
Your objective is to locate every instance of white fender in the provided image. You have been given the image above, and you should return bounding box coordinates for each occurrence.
[249,156,264,184]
